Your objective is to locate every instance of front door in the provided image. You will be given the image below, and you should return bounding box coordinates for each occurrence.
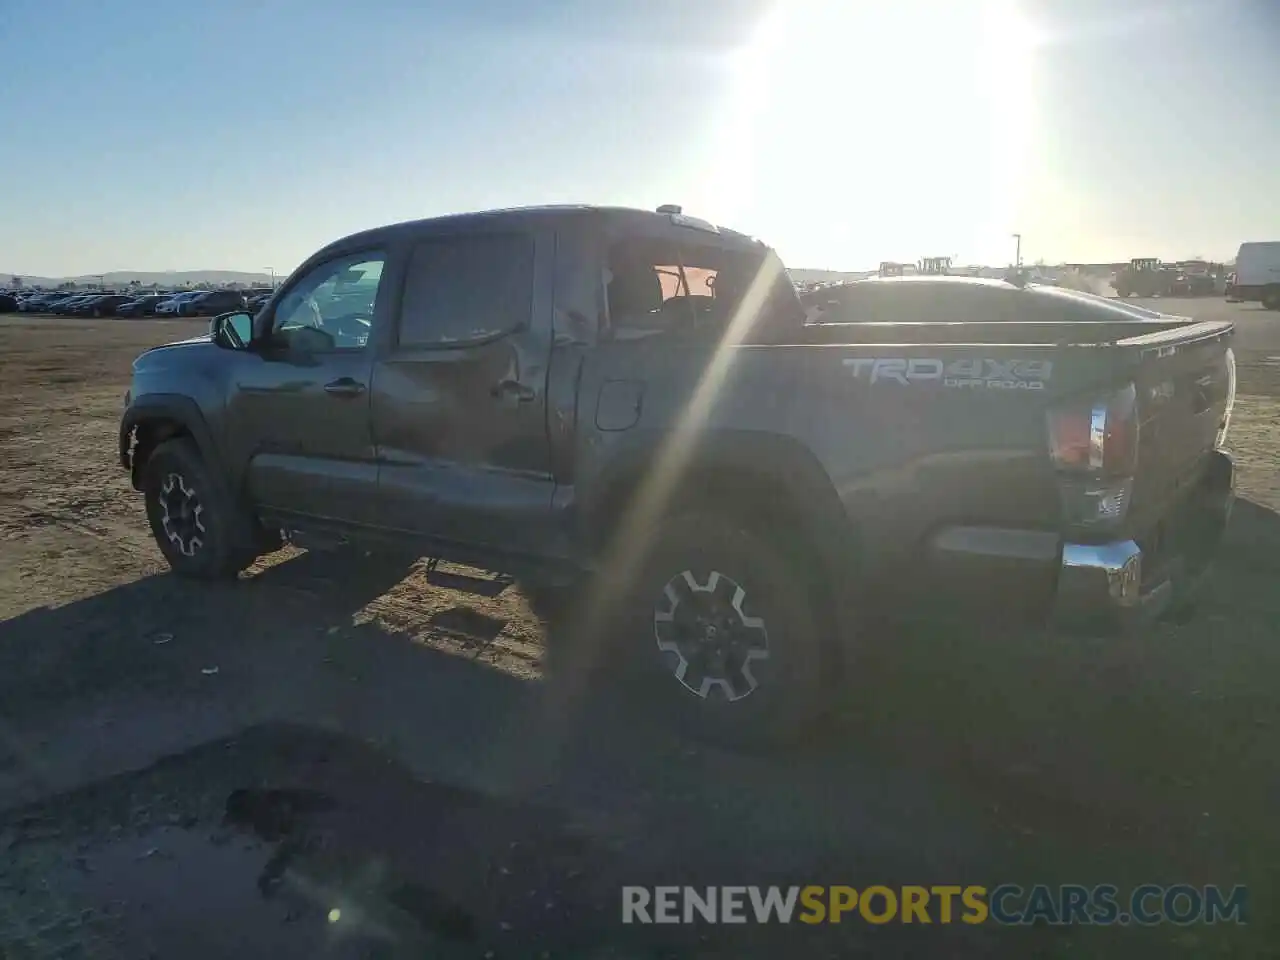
[369,228,559,555]
[224,250,388,528]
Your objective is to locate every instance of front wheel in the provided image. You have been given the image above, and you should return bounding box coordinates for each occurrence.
[551,513,827,750]
[142,438,257,578]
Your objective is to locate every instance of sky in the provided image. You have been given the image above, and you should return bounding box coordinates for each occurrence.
[1,0,1277,277]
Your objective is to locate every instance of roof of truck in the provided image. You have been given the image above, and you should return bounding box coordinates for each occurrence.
[316,205,766,261]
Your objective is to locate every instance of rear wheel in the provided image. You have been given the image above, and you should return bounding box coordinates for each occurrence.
[1262,289,1280,310]
[142,438,257,579]
[550,512,827,750]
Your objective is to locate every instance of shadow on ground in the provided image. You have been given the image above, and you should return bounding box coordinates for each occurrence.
[0,723,1008,959]
[0,551,412,717]
[1,501,1278,957]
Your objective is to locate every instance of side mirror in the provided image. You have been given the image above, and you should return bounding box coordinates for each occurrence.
[211,311,253,350]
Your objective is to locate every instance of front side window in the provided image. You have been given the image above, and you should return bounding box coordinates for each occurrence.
[271,254,385,351]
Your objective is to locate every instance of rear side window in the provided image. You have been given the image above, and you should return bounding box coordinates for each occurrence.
[604,236,801,339]
[398,232,534,347]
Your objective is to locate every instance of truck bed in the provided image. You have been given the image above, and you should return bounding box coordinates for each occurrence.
[798,317,1226,347]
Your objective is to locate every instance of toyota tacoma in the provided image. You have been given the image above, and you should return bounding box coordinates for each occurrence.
[119,205,1237,745]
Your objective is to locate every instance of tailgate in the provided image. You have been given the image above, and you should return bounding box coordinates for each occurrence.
[1123,320,1234,531]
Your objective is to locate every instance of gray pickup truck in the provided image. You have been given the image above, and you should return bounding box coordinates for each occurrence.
[119,205,1236,745]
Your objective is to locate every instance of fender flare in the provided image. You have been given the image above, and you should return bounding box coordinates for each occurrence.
[580,429,864,628]
[119,393,222,488]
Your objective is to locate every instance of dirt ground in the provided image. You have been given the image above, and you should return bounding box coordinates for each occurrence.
[0,303,1278,958]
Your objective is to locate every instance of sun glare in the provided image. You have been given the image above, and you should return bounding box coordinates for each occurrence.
[710,0,1039,266]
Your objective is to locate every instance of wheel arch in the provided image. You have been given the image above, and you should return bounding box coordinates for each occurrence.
[580,430,863,637]
[120,394,222,491]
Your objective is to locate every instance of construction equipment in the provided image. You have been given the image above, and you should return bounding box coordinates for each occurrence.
[1114,258,1171,298]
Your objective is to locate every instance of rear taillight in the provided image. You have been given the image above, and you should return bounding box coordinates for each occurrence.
[1047,383,1138,527]
[1047,382,1138,477]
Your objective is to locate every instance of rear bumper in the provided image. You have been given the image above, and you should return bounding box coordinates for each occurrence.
[927,450,1235,632]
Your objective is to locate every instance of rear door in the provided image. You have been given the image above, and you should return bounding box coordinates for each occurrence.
[369,226,558,553]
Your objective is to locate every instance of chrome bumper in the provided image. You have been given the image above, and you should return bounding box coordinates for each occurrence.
[1050,539,1170,628]
[1050,450,1235,630]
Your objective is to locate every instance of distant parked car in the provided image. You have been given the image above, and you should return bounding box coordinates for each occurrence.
[56,295,98,313]
[246,292,273,312]
[155,291,207,315]
[72,294,136,317]
[115,294,173,317]
[183,290,248,317]
[19,293,68,312]
[15,294,47,311]
[0,294,18,313]
[51,295,99,314]
[65,295,111,316]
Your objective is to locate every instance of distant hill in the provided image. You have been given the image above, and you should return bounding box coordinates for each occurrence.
[2,270,277,289]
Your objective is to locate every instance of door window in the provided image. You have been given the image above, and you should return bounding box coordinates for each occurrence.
[271,254,385,351]
[397,233,534,348]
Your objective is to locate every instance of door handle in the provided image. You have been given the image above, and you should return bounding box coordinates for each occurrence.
[324,377,366,398]
[490,379,535,403]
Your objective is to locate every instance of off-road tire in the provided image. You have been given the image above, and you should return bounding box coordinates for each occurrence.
[142,438,257,579]
[547,512,826,751]
[1262,289,1280,311]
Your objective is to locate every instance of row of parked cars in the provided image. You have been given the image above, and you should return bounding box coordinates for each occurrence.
[5,288,274,317]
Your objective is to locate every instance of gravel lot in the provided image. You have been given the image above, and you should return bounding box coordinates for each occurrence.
[0,300,1277,958]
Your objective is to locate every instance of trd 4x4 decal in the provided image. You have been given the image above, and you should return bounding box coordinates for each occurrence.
[842,357,1054,390]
